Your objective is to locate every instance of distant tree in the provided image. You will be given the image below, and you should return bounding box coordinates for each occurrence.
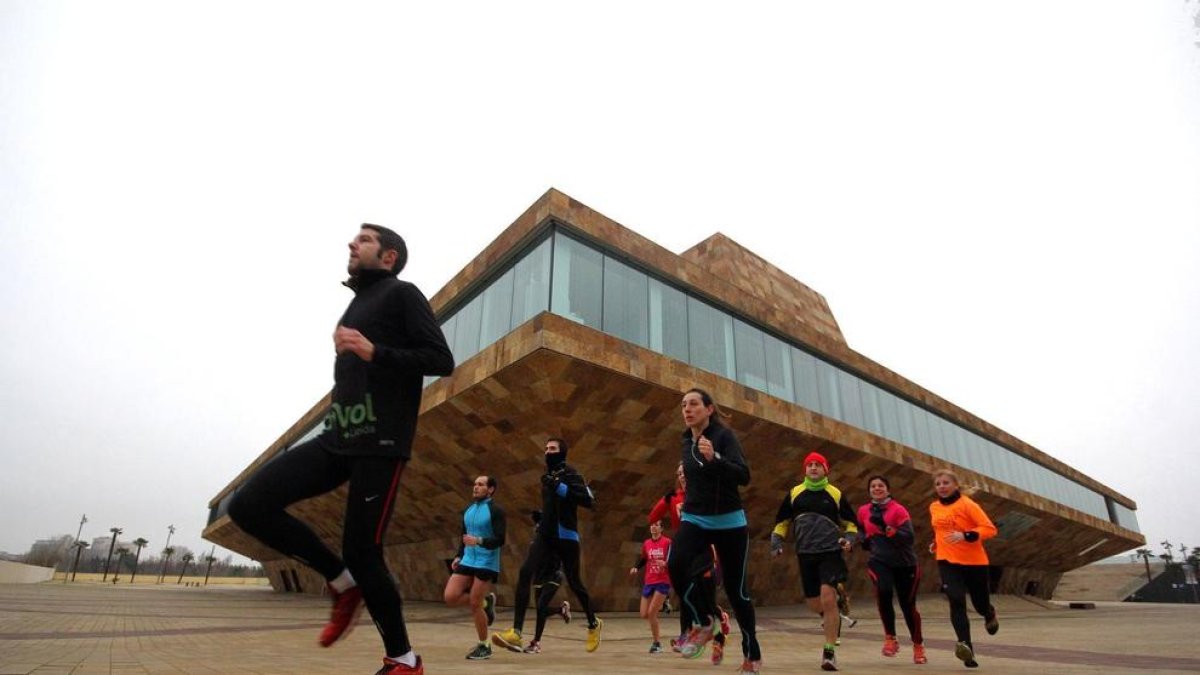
[158,546,175,583]
[1136,548,1155,584]
[112,547,129,582]
[23,535,73,568]
[101,528,123,582]
[177,552,195,583]
[129,538,149,583]
[69,540,89,581]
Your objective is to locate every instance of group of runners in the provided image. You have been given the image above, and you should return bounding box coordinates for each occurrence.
[227,224,1003,674]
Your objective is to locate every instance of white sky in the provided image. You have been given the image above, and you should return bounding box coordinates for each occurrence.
[2,2,1198,565]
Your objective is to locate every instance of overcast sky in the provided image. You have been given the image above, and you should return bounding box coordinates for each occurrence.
[2,2,1198,566]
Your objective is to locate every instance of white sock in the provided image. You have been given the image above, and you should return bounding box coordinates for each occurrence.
[386,651,417,667]
[329,569,355,593]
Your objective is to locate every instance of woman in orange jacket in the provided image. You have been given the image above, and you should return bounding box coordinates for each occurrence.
[928,469,999,669]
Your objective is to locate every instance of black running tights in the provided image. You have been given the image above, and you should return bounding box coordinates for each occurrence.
[938,560,992,647]
[227,438,411,655]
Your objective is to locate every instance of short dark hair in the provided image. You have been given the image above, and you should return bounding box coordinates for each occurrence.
[867,475,891,491]
[485,475,497,491]
[361,223,408,273]
[546,437,568,453]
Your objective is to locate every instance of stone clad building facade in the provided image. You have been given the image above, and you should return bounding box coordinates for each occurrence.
[203,189,1144,609]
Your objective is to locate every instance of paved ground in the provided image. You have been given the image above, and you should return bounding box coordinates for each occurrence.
[1,583,1198,674]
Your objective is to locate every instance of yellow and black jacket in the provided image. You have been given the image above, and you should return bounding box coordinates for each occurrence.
[771,480,858,555]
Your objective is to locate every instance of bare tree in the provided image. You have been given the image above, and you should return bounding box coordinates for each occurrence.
[23,535,73,569]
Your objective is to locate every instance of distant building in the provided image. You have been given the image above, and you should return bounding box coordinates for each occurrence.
[204,189,1144,609]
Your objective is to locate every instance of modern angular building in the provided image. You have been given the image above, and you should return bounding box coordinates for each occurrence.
[203,189,1144,609]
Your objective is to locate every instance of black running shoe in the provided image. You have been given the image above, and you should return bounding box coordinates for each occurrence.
[985,608,999,635]
[466,643,492,660]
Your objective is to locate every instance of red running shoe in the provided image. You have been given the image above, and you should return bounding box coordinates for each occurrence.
[319,585,363,647]
[375,656,423,674]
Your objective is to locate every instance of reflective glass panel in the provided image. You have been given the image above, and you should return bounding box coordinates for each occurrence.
[512,237,552,327]
[648,278,689,361]
[603,256,649,348]
[479,267,515,349]
[764,333,795,402]
[551,234,603,328]
[687,297,735,379]
[734,319,768,392]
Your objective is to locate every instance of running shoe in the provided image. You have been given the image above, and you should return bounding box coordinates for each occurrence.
[585,617,603,652]
[737,659,762,674]
[679,624,713,659]
[491,627,523,652]
[711,637,724,665]
[670,633,686,653]
[560,600,572,623]
[319,585,363,647]
[719,609,732,637]
[985,608,1000,635]
[465,643,492,660]
[882,635,899,657]
[912,642,927,664]
[375,656,423,675]
[955,641,977,667]
[839,612,858,629]
[522,640,541,654]
[821,647,838,671]
[483,592,496,626]
[649,641,664,654]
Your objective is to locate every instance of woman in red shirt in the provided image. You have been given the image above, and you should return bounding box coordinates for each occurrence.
[630,520,673,653]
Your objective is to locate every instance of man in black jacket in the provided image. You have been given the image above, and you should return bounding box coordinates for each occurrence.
[229,224,453,675]
[492,437,603,653]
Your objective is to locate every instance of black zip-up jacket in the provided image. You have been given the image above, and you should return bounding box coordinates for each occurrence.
[537,463,595,540]
[680,422,751,517]
[323,268,454,458]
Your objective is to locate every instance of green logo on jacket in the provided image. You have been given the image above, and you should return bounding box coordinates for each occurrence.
[324,394,378,439]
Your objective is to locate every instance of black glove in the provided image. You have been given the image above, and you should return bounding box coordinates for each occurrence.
[530,509,542,525]
[541,473,559,489]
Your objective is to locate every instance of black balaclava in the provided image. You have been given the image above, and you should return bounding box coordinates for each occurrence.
[545,439,569,472]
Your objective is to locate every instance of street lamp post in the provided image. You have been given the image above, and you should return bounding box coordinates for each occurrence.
[101,527,123,582]
[64,514,88,583]
[203,545,217,586]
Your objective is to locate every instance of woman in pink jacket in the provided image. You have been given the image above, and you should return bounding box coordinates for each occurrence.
[857,475,926,665]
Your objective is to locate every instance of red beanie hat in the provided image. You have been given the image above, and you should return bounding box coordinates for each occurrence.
[803,451,830,473]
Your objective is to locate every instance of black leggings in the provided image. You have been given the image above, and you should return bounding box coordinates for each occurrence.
[867,560,923,643]
[227,438,411,655]
[532,578,561,641]
[938,561,993,647]
[512,534,596,631]
[667,522,760,661]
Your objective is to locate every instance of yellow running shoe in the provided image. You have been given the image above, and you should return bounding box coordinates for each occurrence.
[586,617,603,652]
[491,628,523,653]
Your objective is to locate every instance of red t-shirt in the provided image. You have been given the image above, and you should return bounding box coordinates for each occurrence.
[640,535,672,586]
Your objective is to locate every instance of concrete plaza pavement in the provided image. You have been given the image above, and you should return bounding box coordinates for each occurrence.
[1,582,1198,674]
